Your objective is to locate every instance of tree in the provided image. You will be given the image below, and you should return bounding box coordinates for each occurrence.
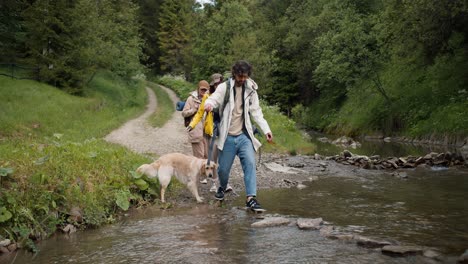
[313,1,390,104]
[158,0,194,78]
[137,0,164,75]
[0,0,27,62]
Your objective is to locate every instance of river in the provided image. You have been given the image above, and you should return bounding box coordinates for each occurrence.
[1,136,466,263]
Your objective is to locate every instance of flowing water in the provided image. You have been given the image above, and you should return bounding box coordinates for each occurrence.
[2,137,467,263]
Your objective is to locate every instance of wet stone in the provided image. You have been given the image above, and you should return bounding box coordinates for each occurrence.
[354,235,393,248]
[251,217,291,228]
[296,218,323,230]
[319,225,334,237]
[423,249,441,259]
[458,249,468,264]
[381,245,424,256]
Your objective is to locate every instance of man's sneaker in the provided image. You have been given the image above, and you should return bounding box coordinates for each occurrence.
[225,184,233,193]
[209,184,217,192]
[214,187,225,200]
[200,179,208,184]
[246,197,266,212]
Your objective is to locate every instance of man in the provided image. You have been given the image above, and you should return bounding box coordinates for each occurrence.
[204,60,273,211]
[182,80,210,158]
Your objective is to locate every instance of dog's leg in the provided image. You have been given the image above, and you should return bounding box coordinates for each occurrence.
[187,180,203,203]
[158,167,172,203]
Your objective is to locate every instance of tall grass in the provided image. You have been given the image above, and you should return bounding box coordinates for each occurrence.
[0,72,159,251]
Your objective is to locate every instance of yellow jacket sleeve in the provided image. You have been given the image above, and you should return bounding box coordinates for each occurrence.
[189,94,207,128]
[189,94,215,137]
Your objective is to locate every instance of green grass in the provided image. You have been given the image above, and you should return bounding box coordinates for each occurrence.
[154,75,196,100]
[0,72,147,140]
[146,81,174,127]
[260,103,316,155]
[0,72,163,251]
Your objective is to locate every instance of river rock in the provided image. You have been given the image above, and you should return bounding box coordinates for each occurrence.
[319,225,334,237]
[0,239,10,247]
[296,183,307,189]
[264,162,304,174]
[381,245,424,256]
[423,249,442,259]
[327,232,354,241]
[296,218,323,230]
[251,217,291,228]
[309,176,319,181]
[354,235,392,248]
[458,249,468,263]
[342,150,353,158]
[318,137,330,143]
[0,246,9,253]
[7,243,17,252]
[62,224,77,234]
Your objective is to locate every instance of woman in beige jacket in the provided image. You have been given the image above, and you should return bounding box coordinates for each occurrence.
[181,80,210,158]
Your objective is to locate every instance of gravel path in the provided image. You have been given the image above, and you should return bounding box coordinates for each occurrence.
[104,86,191,156]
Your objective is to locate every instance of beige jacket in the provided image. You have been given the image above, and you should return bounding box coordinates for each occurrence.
[182,91,203,143]
[205,78,271,152]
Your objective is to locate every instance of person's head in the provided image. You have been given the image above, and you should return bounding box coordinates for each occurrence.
[198,80,209,97]
[209,73,223,93]
[231,60,252,87]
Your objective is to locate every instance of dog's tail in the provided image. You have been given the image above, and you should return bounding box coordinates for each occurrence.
[136,160,161,178]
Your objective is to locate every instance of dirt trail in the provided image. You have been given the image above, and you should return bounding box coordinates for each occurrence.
[104,86,191,156]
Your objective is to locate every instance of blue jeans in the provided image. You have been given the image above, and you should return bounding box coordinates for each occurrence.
[218,133,256,197]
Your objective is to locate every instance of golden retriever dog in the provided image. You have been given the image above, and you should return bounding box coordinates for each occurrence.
[136,153,217,203]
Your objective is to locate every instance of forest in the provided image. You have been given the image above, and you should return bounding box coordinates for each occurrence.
[2,0,467,140]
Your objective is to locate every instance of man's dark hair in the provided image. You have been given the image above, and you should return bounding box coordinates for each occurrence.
[231,60,252,77]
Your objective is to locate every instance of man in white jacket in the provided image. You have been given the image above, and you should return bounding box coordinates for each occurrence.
[204,60,273,211]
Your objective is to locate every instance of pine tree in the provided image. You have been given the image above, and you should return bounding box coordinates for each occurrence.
[137,0,164,75]
[157,0,194,77]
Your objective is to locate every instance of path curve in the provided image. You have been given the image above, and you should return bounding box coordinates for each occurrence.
[104,86,191,156]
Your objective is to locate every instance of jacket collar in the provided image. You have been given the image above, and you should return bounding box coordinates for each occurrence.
[229,78,258,92]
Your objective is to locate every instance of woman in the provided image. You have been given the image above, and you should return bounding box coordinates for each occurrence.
[187,73,233,192]
[182,80,210,158]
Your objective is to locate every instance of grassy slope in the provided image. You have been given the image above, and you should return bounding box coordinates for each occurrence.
[0,73,158,250]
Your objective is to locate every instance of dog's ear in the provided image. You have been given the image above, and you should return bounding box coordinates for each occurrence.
[200,161,207,175]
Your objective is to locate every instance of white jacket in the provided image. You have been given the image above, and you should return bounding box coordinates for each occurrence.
[205,78,271,152]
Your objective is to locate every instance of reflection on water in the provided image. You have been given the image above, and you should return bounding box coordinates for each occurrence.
[1,202,443,264]
[308,131,461,158]
[247,167,468,256]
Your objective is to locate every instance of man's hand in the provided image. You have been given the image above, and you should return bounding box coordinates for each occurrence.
[186,126,193,132]
[204,103,213,112]
[266,132,273,143]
